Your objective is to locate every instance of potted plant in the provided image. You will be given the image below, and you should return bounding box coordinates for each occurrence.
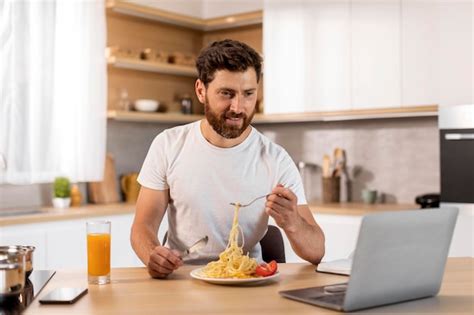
[52,177,71,208]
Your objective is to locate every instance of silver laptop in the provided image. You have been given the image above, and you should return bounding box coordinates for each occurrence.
[279,207,459,312]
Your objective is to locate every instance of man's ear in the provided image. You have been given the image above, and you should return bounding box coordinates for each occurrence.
[195,79,206,104]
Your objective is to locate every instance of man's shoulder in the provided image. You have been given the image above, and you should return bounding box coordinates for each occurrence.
[154,121,198,143]
[251,127,290,158]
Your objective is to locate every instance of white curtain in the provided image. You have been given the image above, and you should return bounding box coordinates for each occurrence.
[0,0,107,184]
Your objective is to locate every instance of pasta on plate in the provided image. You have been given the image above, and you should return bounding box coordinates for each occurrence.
[200,203,259,279]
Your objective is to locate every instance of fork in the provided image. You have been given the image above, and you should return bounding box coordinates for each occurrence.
[230,194,270,208]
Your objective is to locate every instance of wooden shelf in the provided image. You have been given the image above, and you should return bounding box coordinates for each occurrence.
[107,56,197,77]
[108,110,202,124]
[107,105,438,124]
[107,0,262,31]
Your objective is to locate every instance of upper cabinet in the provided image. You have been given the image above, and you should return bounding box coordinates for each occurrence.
[351,0,400,109]
[402,0,473,107]
[401,0,439,107]
[436,1,473,106]
[307,1,351,112]
[264,0,473,114]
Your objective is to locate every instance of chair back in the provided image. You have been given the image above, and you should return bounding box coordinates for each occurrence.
[260,225,286,263]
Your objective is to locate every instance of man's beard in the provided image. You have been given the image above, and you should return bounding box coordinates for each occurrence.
[204,96,256,139]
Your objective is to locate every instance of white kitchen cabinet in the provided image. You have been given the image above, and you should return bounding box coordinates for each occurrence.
[351,0,401,109]
[264,1,351,114]
[401,0,440,107]
[0,213,145,270]
[402,0,473,107]
[263,2,306,114]
[0,226,47,269]
[46,222,86,270]
[305,1,351,112]
[437,1,474,106]
[269,213,361,263]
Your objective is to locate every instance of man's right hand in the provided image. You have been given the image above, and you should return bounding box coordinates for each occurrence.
[147,246,183,279]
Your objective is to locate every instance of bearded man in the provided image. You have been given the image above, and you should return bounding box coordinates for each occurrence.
[131,39,325,279]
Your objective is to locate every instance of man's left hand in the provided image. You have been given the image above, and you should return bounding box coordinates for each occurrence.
[265,184,303,233]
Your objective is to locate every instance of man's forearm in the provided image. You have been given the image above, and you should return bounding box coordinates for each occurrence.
[285,218,325,265]
[130,224,161,266]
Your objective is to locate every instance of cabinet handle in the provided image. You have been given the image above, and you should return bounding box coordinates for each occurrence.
[445,133,474,140]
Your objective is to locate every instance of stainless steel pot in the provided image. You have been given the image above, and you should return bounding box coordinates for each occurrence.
[0,246,34,277]
[0,247,26,300]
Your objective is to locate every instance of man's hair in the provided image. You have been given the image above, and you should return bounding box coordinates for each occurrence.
[196,39,263,87]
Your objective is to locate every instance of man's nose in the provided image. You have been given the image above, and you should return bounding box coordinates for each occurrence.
[229,94,244,113]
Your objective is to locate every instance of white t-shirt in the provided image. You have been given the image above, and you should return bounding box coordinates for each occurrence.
[138,120,306,264]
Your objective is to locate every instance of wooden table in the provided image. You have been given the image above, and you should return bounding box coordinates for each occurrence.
[25,258,473,314]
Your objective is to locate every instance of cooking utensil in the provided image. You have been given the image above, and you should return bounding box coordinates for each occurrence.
[181,236,208,258]
[0,246,34,277]
[230,194,269,208]
[0,247,26,300]
[332,148,345,177]
[322,154,331,178]
[87,154,120,204]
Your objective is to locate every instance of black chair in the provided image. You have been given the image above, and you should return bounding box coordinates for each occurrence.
[161,224,286,263]
[260,225,286,263]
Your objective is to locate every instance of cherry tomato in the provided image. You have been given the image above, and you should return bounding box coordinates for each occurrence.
[255,260,278,277]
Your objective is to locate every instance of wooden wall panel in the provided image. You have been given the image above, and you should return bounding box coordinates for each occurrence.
[107,11,203,113]
[107,11,203,54]
[202,24,262,53]
[107,10,263,114]
[108,67,201,114]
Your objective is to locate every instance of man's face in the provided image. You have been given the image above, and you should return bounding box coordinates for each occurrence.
[201,69,258,139]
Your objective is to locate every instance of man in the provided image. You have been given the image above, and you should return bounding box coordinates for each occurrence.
[131,39,325,279]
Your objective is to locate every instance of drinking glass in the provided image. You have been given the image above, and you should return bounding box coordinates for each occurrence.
[86,221,111,284]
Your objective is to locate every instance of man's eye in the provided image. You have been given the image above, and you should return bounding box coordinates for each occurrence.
[245,92,254,97]
[221,91,233,98]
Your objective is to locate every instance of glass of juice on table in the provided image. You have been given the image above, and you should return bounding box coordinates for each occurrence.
[86,221,111,284]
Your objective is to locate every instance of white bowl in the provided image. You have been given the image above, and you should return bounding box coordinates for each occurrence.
[134,99,159,112]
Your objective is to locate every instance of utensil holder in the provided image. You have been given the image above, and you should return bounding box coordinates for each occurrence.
[322,177,340,203]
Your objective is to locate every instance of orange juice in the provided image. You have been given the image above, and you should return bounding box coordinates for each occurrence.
[87,233,111,276]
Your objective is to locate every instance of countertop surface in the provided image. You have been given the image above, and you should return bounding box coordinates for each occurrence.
[0,202,419,226]
[24,258,473,315]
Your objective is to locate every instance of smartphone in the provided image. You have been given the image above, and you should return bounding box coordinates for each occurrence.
[39,287,88,304]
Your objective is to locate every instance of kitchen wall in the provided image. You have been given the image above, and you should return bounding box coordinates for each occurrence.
[0,116,439,209]
[107,116,439,204]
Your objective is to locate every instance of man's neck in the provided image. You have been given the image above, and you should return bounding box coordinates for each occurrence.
[200,120,252,148]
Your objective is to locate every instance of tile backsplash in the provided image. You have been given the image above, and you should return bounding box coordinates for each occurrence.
[0,117,439,209]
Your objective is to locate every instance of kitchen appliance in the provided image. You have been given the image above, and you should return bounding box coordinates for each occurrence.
[0,270,55,313]
[0,247,26,300]
[439,104,474,205]
[0,245,35,277]
[438,104,474,257]
[415,193,440,208]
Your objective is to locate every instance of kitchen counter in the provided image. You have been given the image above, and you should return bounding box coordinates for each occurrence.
[0,202,418,226]
[0,203,135,226]
[24,258,473,314]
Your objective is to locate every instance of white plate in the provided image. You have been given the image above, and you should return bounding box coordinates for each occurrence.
[190,267,280,286]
